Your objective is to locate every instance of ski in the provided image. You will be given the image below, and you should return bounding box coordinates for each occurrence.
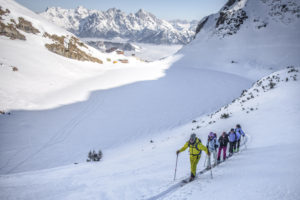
[179,135,248,187]
[179,154,232,186]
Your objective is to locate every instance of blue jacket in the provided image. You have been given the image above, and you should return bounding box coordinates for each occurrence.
[235,128,245,137]
[228,131,236,142]
[207,138,219,152]
[235,131,241,141]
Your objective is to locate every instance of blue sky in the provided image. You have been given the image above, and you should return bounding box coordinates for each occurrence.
[15,0,227,21]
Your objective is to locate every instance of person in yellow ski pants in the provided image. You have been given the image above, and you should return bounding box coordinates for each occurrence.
[177,133,209,181]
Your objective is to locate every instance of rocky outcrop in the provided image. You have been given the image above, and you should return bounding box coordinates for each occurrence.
[216,9,248,36]
[16,17,40,34]
[195,16,209,35]
[87,40,138,52]
[44,32,103,64]
[0,7,25,40]
[194,0,300,39]
[263,0,300,23]
[0,21,26,40]
[0,7,40,40]
[0,6,10,18]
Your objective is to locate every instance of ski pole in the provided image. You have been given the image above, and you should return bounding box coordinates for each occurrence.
[209,155,213,179]
[243,135,247,150]
[173,154,178,181]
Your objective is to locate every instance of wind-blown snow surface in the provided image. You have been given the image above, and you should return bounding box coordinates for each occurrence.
[0,68,299,200]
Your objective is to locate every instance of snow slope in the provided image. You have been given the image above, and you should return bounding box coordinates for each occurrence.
[0,67,299,200]
[164,67,300,200]
[175,0,300,78]
[0,0,142,111]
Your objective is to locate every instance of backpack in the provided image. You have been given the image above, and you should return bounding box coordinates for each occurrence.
[189,138,202,155]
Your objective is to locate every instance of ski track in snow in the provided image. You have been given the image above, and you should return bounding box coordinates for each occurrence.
[145,136,249,200]
[5,95,105,173]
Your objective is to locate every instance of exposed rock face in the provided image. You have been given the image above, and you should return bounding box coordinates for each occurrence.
[194,0,300,39]
[0,7,40,40]
[0,21,26,40]
[0,6,10,18]
[1,5,104,64]
[44,32,103,64]
[224,0,238,8]
[264,0,300,23]
[216,9,248,36]
[195,16,209,35]
[87,41,138,52]
[0,7,25,40]
[16,17,40,34]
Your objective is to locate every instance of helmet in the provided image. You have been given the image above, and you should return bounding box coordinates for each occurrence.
[230,128,234,132]
[190,133,196,143]
[236,124,241,128]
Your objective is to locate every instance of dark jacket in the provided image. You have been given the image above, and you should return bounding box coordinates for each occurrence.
[218,135,229,147]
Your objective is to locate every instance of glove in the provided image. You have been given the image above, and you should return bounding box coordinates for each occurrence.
[176,150,180,155]
[207,151,210,156]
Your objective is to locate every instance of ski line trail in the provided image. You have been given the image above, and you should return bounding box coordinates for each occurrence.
[145,135,249,200]
[6,93,106,174]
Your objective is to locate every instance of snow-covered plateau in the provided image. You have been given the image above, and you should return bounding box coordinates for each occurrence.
[0,0,300,199]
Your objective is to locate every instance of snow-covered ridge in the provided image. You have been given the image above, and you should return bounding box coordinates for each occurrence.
[0,2,106,64]
[40,6,197,44]
[0,0,142,111]
[198,66,299,125]
[175,0,300,77]
[187,66,299,133]
[195,0,300,37]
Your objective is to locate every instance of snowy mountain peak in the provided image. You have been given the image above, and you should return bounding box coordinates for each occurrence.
[195,0,300,38]
[106,7,122,14]
[135,8,152,18]
[75,5,89,15]
[221,0,247,11]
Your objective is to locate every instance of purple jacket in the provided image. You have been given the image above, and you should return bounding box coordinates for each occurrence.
[235,128,245,137]
[228,131,236,142]
[235,131,241,141]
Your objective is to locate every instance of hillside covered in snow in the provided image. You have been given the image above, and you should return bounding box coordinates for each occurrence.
[40,6,197,44]
[1,65,299,199]
[174,0,300,78]
[0,0,143,111]
[0,0,300,199]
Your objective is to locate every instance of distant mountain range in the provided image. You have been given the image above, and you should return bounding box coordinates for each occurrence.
[40,7,198,45]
